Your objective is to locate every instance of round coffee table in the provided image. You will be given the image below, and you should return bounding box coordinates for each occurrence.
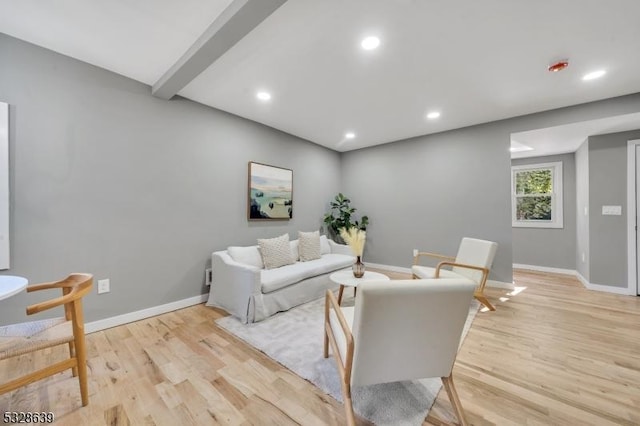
[0,275,29,301]
[329,270,390,305]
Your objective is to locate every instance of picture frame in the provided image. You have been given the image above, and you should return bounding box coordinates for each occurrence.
[248,162,293,220]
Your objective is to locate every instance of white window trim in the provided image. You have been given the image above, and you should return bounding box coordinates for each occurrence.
[511,161,563,229]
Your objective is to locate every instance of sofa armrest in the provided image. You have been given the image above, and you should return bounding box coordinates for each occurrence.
[207,251,262,323]
[328,240,354,256]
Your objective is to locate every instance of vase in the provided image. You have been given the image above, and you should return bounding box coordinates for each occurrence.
[352,256,365,278]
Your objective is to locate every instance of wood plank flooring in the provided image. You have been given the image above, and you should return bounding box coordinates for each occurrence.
[1,269,639,425]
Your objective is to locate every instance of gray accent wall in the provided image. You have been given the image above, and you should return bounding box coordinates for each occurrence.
[575,141,590,280]
[341,123,513,284]
[588,129,640,287]
[511,153,576,270]
[0,34,341,324]
[341,95,640,287]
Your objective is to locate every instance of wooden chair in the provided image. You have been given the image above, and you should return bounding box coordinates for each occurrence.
[324,278,476,426]
[0,273,93,406]
[413,237,498,311]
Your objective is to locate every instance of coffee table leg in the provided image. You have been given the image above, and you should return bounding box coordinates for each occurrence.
[337,285,345,305]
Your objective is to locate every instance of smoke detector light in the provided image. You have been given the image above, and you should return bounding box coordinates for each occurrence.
[582,70,606,81]
[361,36,380,50]
[548,60,569,72]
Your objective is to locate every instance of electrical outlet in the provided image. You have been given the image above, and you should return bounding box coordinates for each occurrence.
[97,279,110,294]
[205,268,213,286]
[413,249,418,257]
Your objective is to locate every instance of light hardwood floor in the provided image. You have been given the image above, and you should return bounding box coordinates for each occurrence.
[2,269,640,425]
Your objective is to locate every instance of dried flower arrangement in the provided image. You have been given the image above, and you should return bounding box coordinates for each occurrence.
[339,227,366,257]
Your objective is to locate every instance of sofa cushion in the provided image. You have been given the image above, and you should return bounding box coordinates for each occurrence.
[227,245,264,269]
[290,239,299,261]
[320,235,331,254]
[258,233,296,270]
[299,231,321,261]
[261,253,354,294]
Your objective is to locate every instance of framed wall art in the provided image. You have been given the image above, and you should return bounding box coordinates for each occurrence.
[248,162,293,220]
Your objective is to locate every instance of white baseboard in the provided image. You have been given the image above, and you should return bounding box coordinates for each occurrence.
[585,283,633,295]
[369,263,514,289]
[513,263,576,276]
[487,279,515,290]
[575,271,589,287]
[367,262,412,274]
[85,293,208,334]
[516,264,635,296]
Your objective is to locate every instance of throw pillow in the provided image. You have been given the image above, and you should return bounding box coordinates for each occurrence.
[227,245,264,269]
[298,231,321,261]
[258,233,296,269]
[319,235,331,255]
[290,239,300,261]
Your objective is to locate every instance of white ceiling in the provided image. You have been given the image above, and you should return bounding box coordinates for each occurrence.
[1,0,640,153]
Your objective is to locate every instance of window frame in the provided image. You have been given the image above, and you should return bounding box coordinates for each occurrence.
[511,161,563,229]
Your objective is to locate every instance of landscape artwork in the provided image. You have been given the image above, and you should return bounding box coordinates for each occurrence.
[248,162,293,220]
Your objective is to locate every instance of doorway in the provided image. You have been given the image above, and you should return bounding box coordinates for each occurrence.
[626,139,640,295]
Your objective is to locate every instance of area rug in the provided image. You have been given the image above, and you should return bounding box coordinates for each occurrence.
[216,294,480,425]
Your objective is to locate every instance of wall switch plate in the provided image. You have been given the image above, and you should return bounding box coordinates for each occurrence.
[582,252,586,263]
[413,249,419,257]
[97,279,110,294]
[602,205,622,216]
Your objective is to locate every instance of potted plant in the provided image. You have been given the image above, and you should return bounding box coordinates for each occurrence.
[323,193,369,243]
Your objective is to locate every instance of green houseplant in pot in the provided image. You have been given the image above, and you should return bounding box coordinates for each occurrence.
[323,193,369,243]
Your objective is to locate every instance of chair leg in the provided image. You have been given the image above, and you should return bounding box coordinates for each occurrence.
[323,326,329,359]
[337,285,345,305]
[68,341,78,377]
[474,291,496,311]
[442,375,468,426]
[343,381,355,426]
[72,303,89,406]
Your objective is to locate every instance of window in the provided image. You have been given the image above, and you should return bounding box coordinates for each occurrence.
[511,161,563,228]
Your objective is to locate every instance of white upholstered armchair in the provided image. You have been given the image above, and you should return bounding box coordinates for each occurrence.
[324,278,476,426]
[412,237,498,311]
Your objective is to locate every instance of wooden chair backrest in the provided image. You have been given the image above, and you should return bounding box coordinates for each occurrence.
[349,278,475,387]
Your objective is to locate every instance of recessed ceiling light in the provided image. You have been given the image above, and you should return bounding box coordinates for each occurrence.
[582,70,606,81]
[361,36,380,50]
[426,111,441,119]
[510,141,534,153]
[345,132,356,139]
[256,91,271,101]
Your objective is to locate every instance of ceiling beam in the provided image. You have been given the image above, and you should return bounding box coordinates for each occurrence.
[152,0,288,100]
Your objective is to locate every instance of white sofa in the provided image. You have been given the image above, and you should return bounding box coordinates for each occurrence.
[206,235,354,323]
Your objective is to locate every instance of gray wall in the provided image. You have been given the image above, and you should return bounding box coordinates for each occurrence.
[341,94,640,286]
[511,153,576,270]
[341,124,513,284]
[575,141,590,280]
[0,34,341,324]
[588,129,640,287]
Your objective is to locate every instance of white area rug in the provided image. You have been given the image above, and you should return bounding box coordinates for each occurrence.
[216,294,479,425]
